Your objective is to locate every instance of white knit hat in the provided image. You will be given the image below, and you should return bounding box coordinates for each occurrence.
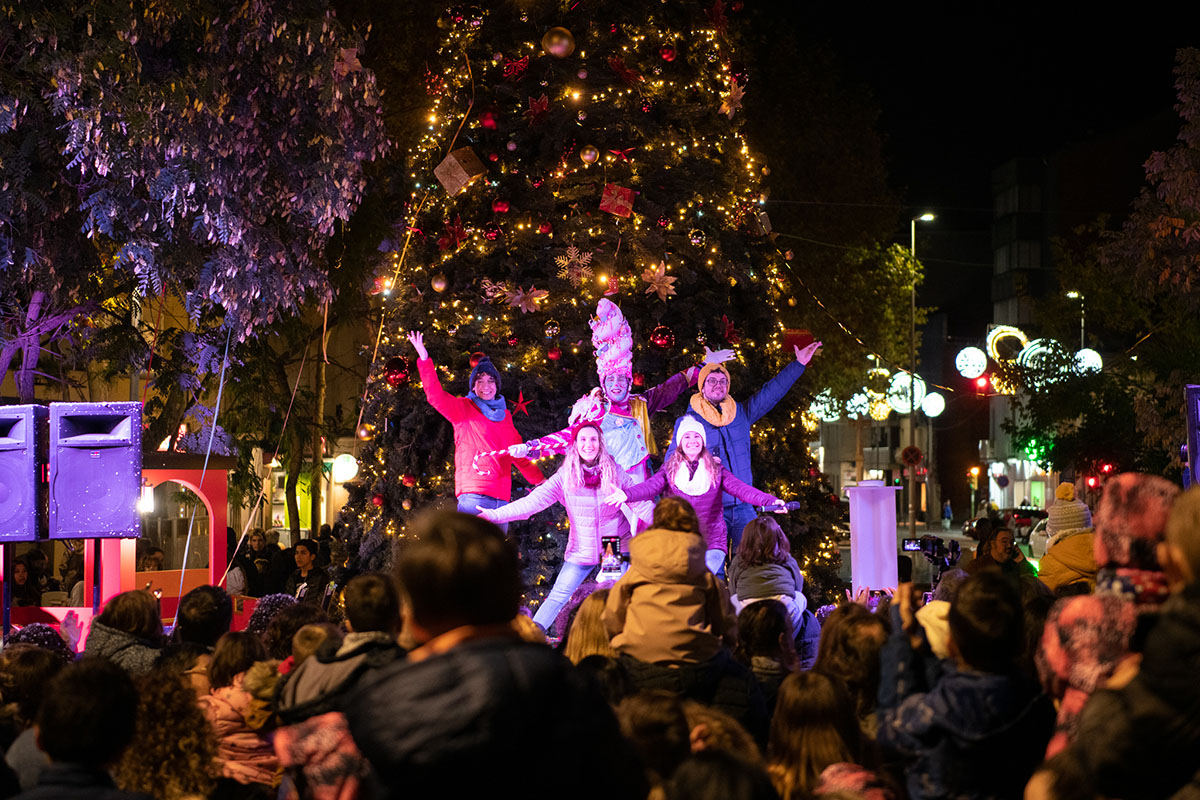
[1047,482,1092,535]
[675,415,707,445]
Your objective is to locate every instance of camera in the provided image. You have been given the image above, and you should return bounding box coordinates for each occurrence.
[914,534,961,581]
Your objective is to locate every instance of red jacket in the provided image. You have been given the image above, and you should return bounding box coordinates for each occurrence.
[417,357,543,500]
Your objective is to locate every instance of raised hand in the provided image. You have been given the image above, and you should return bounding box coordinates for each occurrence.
[771,499,787,514]
[508,443,530,459]
[406,330,429,360]
[702,346,736,365]
[795,340,823,365]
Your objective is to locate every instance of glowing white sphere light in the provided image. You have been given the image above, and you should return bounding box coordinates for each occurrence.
[921,392,946,417]
[1075,348,1103,373]
[955,346,988,379]
[810,390,842,423]
[331,453,360,483]
[846,393,869,420]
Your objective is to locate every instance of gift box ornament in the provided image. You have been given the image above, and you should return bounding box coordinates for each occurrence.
[600,183,635,218]
[751,209,772,236]
[434,147,487,196]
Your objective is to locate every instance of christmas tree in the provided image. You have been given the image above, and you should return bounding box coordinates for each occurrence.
[340,0,844,613]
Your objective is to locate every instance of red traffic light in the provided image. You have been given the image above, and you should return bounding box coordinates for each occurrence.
[1100,463,1113,474]
[1086,476,1098,488]
[973,375,990,394]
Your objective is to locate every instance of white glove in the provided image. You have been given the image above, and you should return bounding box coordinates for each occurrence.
[703,346,736,365]
[603,489,628,506]
[476,507,497,521]
[508,443,530,459]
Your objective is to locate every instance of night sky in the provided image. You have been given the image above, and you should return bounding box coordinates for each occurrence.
[798,12,1187,334]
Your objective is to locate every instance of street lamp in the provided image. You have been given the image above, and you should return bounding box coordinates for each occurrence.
[909,213,935,540]
[1066,291,1085,349]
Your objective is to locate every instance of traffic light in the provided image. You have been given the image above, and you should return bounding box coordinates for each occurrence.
[968,466,980,490]
[1100,463,1114,475]
[973,375,990,395]
[1086,475,1098,489]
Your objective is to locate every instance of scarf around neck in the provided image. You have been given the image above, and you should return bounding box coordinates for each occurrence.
[467,391,507,422]
[672,458,714,496]
[581,460,602,488]
[689,393,737,428]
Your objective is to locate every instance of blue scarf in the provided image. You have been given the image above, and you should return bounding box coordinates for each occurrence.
[467,392,507,422]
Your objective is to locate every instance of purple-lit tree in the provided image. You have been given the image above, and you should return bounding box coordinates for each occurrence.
[0,0,388,429]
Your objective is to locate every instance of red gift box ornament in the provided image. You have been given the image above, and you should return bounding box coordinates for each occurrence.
[600,184,635,218]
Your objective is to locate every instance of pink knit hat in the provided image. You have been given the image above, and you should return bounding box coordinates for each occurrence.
[589,299,633,381]
[1093,473,1179,569]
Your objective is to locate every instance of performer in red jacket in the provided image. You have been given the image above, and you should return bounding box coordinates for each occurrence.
[408,331,543,531]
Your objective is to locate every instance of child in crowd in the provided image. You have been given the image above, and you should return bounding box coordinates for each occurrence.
[1029,484,1200,799]
[877,572,1053,799]
[603,496,737,665]
[813,604,888,738]
[728,516,806,631]
[767,671,880,800]
[199,632,279,796]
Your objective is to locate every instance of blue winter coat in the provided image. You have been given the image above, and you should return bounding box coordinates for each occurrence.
[876,606,1054,800]
[666,360,805,507]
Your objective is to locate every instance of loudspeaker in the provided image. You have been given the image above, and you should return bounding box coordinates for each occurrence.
[0,405,48,542]
[49,402,142,539]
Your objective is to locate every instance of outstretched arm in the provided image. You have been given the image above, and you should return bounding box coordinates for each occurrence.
[744,341,823,424]
[718,468,781,508]
[479,472,563,524]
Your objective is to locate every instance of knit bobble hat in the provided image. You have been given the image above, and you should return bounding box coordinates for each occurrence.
[675,415,707,446]
[1046,482,1092,535]
[1093,473,1179,569]
[468,356,502,393]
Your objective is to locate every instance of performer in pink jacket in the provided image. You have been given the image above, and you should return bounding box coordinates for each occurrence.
[408,331,543,531]
[606,415,785,575]
[480,421,634,630]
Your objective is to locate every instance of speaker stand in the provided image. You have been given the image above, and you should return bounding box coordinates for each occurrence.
[2,543,11,639]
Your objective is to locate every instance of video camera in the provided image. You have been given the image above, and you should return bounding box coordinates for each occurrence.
[901,534,961,581]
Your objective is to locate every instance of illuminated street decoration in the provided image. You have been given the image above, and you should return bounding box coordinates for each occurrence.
[955,346,988,379]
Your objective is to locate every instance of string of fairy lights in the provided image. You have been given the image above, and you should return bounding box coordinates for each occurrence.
[351,4,843,589]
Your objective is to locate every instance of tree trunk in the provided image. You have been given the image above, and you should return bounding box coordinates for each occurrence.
[285,429,303,542]
[854,417,866,482]
[310,348,326,536]
[15,291,46,403]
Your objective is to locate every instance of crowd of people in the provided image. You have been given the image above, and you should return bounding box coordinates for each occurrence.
[0,470,1197,799]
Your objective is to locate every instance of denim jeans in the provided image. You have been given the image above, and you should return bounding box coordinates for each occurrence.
[724,502,760,553]
[533,561,596,630]
[458,493,508,533]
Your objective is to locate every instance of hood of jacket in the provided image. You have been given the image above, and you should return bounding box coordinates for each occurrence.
[628,527,707,583]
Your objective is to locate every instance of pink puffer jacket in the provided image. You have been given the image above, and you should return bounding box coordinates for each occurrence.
[486,468,633,565]
[199,676,280,787]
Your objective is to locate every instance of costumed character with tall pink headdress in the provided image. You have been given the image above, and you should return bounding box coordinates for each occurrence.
[509,299,734,529]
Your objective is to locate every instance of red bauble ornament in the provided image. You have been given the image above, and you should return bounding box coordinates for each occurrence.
[538,221,553,234]
[483,222,502,241]
[469,351,487,368]
[479,111,498,129]
[491,198,510,213]
[384,356,410,387]
[659,45,677,61]
[401,473,416,487]
[507,334,519,347]
[641,100,654,113]
[530,176,544,188]
[371,493,384,507]
[632,372,645,388]
[547,346,562,361]
[657,215,670,228]
[649,325,675,350]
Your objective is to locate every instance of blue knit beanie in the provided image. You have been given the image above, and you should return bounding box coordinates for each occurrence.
[468,357,502,393]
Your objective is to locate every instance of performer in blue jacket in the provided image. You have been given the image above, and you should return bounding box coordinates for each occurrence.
[667,339,822,552]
